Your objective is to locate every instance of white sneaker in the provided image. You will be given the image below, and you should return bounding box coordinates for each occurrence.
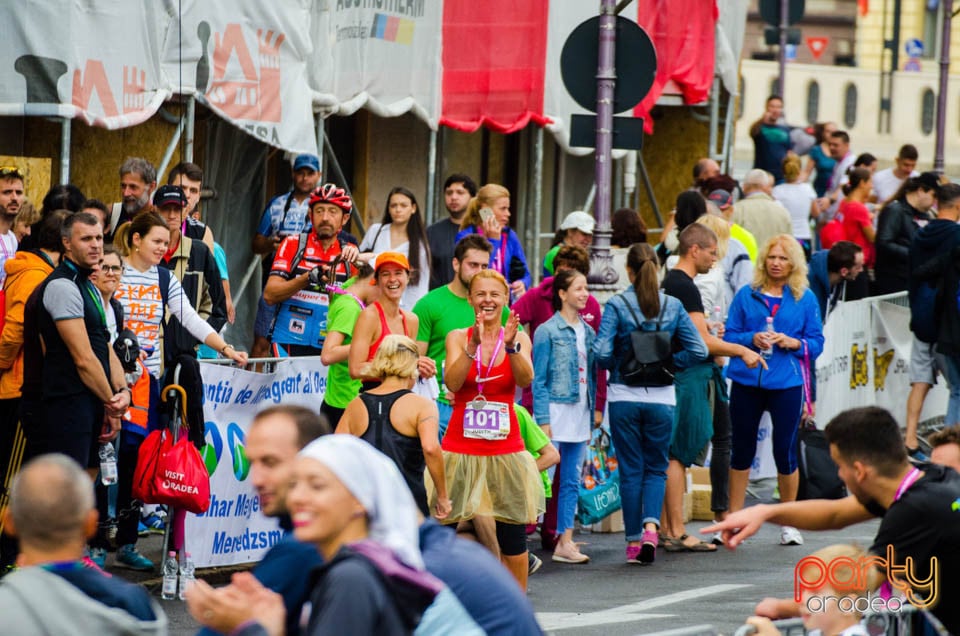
[780,526,804,546]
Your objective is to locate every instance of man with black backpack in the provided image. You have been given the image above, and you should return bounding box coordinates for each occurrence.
[262,184,359,357]
[660,223,766,551]
[907,182,960,455]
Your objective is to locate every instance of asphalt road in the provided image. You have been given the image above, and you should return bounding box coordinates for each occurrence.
[114,495,880,635]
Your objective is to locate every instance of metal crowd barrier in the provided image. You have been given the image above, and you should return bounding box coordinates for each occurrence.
[199,355,314,374]
[730,603,950,636]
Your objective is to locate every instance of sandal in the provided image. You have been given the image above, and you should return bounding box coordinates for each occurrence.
[663,533,717,553]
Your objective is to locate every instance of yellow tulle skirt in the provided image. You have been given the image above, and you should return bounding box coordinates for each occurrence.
[427,450,546,524]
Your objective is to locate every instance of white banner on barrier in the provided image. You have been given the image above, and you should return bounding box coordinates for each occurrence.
[815,296,947,429]
[186,358,327,568]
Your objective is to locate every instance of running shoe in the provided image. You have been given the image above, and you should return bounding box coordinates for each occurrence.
[639,529,658,564]
[625,545,642,564]
[89,547,108,569]
[528,552,543,575]
[137,521,149,537]
[141,512,166,535]
[780,526,804,546]
[115,544,155,571]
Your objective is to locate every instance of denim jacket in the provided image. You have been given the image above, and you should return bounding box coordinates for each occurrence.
[531,312,596,424]
[593,291,708,385]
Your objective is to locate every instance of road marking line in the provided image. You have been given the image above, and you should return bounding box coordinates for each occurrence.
[536,583,753,631]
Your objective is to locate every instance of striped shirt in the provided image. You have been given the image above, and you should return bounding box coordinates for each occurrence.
[115,264,214,377]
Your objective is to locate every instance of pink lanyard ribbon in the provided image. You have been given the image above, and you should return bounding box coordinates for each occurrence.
[475,328,505,397]
[879,467,922,600]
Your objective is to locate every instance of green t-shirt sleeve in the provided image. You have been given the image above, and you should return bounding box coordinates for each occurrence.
[413,296,433,342]
[543,244,560,275]
[327,297,362,337]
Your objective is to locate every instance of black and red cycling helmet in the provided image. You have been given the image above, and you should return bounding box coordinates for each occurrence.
[309,183,353,214]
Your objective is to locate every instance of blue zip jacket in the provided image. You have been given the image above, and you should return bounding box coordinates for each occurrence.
[455,226,532,290]
[724,285,824,389]
[531,311,596,424]
[593,290,707,384]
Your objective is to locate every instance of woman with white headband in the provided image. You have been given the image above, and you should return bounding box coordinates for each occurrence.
[188,435,449,635]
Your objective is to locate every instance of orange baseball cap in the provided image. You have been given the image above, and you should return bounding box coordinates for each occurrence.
[371,252,410,284]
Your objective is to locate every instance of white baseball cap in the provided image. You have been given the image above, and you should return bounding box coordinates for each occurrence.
[558,210,595,234]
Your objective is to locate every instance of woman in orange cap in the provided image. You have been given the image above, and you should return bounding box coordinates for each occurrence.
[349,252,437,391]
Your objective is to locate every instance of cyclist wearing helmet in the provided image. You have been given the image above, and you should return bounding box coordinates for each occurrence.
[263,183,360,356]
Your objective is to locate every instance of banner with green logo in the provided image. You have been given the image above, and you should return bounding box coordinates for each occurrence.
[185,358,329,567]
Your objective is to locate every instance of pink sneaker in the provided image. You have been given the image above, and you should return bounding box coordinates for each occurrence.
[625,545,642,564]
[640,529,658,564]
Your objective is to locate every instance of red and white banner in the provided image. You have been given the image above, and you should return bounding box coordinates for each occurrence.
[0,1,719,154]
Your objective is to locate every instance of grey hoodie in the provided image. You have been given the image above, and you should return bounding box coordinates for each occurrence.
[0,566,167,635]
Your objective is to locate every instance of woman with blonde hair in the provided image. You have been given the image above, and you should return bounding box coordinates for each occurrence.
[774,153,820,258]
[438,268,542,587]
[455,184,531,297]
[336,334,450,519]
[723,234,823,547]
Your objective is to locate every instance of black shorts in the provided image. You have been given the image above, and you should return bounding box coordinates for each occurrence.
[25,393,103,468]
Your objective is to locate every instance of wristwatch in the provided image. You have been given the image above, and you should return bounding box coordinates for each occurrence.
[505,342,521,354]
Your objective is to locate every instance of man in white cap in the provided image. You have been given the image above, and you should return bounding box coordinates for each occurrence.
[542,210,594,277]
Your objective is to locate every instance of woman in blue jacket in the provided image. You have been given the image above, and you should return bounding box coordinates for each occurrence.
[455,184,531,298]
[593,243,707,565]
[723,234,823,547]
[532,269,596,564]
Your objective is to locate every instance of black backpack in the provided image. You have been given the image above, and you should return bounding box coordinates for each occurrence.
[797,421,847,500]
[617,296,676,388]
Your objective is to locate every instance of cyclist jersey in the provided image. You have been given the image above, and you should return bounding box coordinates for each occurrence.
[268,233,355,349]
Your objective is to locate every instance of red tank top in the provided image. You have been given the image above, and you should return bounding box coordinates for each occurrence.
[366,302,410,363]
[442,328,523,456]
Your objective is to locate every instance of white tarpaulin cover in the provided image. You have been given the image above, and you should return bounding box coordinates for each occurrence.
[0,0,727,154]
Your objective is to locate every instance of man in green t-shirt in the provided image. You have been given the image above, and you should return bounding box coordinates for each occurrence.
[319,264,379,426]
[413,235,495,435]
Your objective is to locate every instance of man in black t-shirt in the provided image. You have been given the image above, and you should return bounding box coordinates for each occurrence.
[705,407,960,634]
[660,224,765,552]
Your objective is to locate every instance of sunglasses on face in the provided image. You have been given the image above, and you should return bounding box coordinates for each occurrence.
[100,265,123,274]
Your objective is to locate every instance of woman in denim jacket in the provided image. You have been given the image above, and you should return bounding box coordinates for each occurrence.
[532,270,596,564]
[593,243,707,564]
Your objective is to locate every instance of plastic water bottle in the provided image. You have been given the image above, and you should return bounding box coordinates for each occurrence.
[161,551,178,600]
[99,443,118,486]
[760,316,775,359]
[709,305,723,336]
[178,552,195,600]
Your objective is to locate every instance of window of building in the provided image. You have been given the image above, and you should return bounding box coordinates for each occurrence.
[806,81,820,125]
[921,88,935,135]
[844,83,857,128]
[922,1,942,60]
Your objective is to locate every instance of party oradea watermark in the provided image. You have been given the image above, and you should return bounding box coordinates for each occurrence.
[794,545,939,614]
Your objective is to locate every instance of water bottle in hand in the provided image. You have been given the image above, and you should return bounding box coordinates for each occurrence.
[161,551,178,600]
[709,305,722,336]
[99,443,118,486]
[760,316,775,359]
[178,552,195,600]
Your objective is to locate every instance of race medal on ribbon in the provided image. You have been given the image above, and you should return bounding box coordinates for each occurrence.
[463,400,510,440]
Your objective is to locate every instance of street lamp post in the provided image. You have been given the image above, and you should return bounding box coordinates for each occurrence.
[589,0,618,288]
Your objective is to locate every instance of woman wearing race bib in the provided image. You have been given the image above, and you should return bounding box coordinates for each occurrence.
[436,269,543,589]
[348,252,435,391]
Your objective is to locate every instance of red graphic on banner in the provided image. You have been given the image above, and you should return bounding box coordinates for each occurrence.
[72,59,119,117]
[807,37,829,60]
[207,24,283,123]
